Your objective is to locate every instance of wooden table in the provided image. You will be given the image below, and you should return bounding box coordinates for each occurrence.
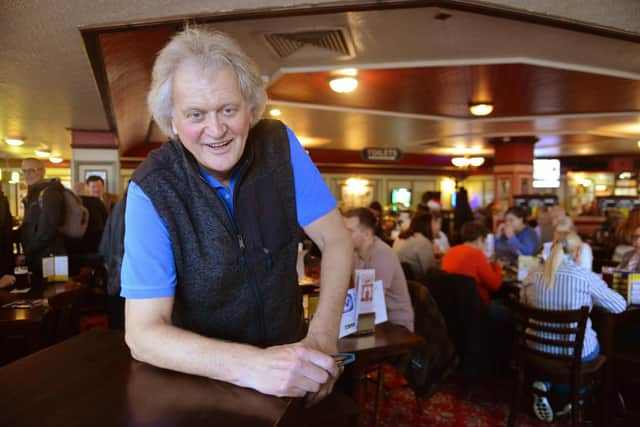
[338,322,425,427]
[0,283,71,364]
[0,328,314,427]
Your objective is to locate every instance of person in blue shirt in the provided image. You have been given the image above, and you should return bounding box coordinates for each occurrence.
[495,206,540,264]
[121,27,353,406]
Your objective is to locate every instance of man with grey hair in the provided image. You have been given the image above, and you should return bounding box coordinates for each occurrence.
[121,27,352,405]
[19,157,65,283]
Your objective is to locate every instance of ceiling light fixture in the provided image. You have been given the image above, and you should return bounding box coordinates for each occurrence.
[269,108,281,117]
[35,149,51,158]
[329,76,358,93]
[5,138,25,146]
[49,156,63,164]
[451,156,485,168]
[469,103,494,117]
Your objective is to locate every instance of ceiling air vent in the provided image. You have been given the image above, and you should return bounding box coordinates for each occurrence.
[264,29,352,58]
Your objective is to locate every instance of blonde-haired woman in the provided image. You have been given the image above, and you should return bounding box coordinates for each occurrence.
[522,232,626,421]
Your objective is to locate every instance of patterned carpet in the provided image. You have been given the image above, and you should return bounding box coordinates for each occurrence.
[361,365,638,427]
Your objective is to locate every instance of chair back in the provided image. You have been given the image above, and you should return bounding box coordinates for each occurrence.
[401,262,415,281]
[44,287,88,344]
[511,302,590,383]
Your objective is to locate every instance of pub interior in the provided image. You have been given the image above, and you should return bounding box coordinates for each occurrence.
[1,1,640,427]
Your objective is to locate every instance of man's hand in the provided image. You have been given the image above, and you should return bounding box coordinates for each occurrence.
[0,274,16,288]
[244,342,339,399]
[300,333,342,407]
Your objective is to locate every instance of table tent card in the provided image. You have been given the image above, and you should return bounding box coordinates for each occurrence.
[42,255,69,282]
[517,256,540,282]
[612,271,640,306]
[339,269,388,338]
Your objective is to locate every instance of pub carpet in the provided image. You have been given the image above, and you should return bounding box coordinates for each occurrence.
[360,365,639,427]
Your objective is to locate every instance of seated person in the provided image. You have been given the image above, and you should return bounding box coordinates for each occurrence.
[344,207,415,332]
[392,213,435,281]
[617,225,640,272]
[612,207,640,263]
[431,211,449,255]
[442,221,503,307]
[534,205,554,245]
[495,206,540,264]
[521,231,626,421]
[541,217,593,271]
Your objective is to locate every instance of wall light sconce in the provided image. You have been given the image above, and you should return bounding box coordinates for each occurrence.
[269,108,281,117]
[329,76,358,93]
[9,171,20,183]
[468,103,494,117]
[344,177,369,196]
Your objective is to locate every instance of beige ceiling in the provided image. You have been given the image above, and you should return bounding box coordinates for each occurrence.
[1,0,640,164]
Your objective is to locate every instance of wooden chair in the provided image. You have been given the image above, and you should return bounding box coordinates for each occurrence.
[508,303,608,427]
[42,287,88,346]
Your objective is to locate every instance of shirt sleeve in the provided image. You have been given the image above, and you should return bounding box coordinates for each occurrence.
[507,227,539,256]
[120,181,177,299]
[587,271,626,314]
[287,126,337,227]
[476,252,503,292]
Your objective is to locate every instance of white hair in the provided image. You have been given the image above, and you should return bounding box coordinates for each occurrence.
[147,27,266,138]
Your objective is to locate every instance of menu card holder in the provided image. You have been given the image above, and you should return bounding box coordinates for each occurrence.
[612,271,640,306]
[42,255,69,282]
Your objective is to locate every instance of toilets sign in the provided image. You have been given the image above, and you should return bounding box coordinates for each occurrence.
[361,147,403,162]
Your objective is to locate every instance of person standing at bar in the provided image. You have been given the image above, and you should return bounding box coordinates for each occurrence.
[121,27,352,405]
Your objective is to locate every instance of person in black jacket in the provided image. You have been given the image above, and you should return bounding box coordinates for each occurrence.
[19,158,65,284]
[98,196,125,329]
[0,190,16,288]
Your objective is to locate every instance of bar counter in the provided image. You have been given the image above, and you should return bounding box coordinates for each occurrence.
[0,328,309,427]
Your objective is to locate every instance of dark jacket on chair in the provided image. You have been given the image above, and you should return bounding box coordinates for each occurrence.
[422,268,491,383]
[402,280,458,399]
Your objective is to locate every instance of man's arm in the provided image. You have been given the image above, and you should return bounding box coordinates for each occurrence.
[302,207,353,353]
[125,296,338,397]
[301,207,352,405]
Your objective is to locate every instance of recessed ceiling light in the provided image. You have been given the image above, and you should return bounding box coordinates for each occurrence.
[49,156,63,164]
[5,138,24,146]
[35,149,51,158]
[469,103,494,117]
[269,108,281,117]
[329,76,358,93]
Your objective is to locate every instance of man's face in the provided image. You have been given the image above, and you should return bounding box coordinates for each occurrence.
[87,180,104,198]
[344,216,370,252]
[21,160,44,186]
[171,60,253,184]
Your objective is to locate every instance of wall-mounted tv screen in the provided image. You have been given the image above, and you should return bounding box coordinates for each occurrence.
[533,159,561,188]
[390,188,412,208]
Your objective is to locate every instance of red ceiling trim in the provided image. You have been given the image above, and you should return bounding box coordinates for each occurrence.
[70,129,118,148]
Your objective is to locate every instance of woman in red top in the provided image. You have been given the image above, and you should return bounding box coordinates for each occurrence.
[442,221,503,306]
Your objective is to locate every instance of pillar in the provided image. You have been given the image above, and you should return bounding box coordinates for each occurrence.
[69,130,121,195]
[491,136,537,211]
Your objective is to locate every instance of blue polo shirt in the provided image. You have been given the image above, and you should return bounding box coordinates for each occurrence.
[121,126,336,299]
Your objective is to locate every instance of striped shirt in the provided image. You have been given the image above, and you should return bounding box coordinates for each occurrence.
[521,255,626,358]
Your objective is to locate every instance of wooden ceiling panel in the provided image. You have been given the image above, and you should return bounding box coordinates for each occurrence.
[267,64,640,118]
[99,27,175,154]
